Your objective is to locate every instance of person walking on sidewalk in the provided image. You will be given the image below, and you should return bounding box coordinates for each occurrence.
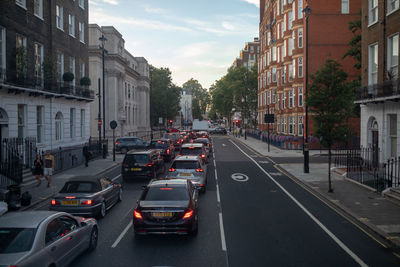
[43,150,55,188]
[83,143,92,167]
[33,154,43,187]
[239,127,242,138]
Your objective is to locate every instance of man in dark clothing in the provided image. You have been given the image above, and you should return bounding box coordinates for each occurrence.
[83,143,91,167]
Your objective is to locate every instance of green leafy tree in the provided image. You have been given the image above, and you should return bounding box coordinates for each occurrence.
[307,59,356,192]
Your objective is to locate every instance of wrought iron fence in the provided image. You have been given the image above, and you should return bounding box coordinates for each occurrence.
[355,79,400,101]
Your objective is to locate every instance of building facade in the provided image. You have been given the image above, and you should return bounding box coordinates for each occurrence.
[232,37,260,69]
[0,0,93,156]
[88,25,150,139]
[180,88,193,127]
[356,0,399,163]
[258,0,361,149]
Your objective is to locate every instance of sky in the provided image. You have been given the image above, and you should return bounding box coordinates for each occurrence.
[89,0,259,89]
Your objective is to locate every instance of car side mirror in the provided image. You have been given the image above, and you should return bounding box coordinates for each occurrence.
[80,221,87,227]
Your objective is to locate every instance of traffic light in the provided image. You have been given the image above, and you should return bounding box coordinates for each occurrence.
[169,119,173,126]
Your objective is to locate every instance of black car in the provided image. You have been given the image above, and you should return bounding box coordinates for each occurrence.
[115,137,149,154]
[133,179,198,235]
[50,176,122,218]
[163,133,182,151]
[149,139,176,162]
[210,127,227,135]
[121,149,165,181]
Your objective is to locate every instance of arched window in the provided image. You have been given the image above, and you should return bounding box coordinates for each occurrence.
[55,112,64,141]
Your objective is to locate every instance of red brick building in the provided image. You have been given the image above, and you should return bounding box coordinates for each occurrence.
[232,37,260,69]
[258,0,361,149]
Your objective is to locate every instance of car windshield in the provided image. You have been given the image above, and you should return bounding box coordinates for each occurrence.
[0,228,36,254]
[142,186,189,201]
[150,141,167,148]
[60,181,98,193]
[171,161,200,169]
[180,147,202,155]
[164,134,178,140]
[124,154,149,164]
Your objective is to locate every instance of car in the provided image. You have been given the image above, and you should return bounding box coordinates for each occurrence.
[121,149,165,181]
[115,136,149,154]
[196,131,209,139]
[133,179,198,235]
[192,138,212,157]
[0,211,98,267]
[179,143,208,164]
[163,132,183,150]
[149,139,176,162]
[50,176,122,218]
[167,155,207,192]
[210,127,227,135]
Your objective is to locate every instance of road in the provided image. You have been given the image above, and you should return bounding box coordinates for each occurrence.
[33,135,399,266]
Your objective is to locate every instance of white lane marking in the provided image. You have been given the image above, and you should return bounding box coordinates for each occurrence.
[216,184,221,203]
[219,213,227,251]
[258,161,269,164]
[112,174,121,181]
[111,221,132,248]
[222,144,227,147]
[231,173,249,182]
[229,140,368,267]
[213,159,216,166]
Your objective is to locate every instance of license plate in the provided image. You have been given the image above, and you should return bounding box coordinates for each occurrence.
[131,168,142,171]
[152,212,173,218]
[179,173,192,177]
[62,200,78,205]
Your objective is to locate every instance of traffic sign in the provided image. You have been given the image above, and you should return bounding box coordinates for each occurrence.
[98,120,102,126]
[110,120,118,129]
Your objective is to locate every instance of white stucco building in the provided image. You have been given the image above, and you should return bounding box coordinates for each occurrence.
[88,25,150,139]
[180,88,193,126]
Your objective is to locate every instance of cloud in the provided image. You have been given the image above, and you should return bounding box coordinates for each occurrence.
[144,6,169,15]
[222,21,235,31]
[90,0,119,5]
[176,42,214,58]
[241,0,259,7]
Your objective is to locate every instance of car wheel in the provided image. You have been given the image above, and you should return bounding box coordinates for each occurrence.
[98,202,106,218]
[121,147,128,154]
[190,216,198,236]
[88,226,98,251]
[118,188,122,202]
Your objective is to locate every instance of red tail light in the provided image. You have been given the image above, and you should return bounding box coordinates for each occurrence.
[81,199,93,205]
[65,196,76,199]
[201,154,206,158]
[200,184,204,187]
[134,209,143,219]
[147,162,154,167]
[183,209,193,219]
[51,199,57,205]
[168,168,176,172]
[167,149,170,155]
[115,142,120,145]
[196,168,204,172]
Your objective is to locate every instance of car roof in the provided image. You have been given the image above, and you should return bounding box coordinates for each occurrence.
[174,155,200,161]
[181,143,203,148]
[151,139,169,142]
[126,149,154,155]
[0,211,61,228]
[66,175,104,183]
[117,136,139,139]
[194,138,209,142]
[149,179,187,187]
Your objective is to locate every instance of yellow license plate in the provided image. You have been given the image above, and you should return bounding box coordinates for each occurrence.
[180,173,191,176]
[62,200,78,205]
[131,168,142,171]
[152,212,173,218]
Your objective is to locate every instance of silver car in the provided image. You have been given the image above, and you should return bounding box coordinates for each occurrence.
[0,211,98,267]
[167,155,208,192]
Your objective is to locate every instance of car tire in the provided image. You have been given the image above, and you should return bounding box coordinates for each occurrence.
[121,147,128,154]
[88,226,98,251]
[118,188,122,202]
[98,202,106,218]
[190,216,198,236]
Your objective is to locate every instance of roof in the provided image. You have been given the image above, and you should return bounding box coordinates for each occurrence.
[181,143,203,148]
[174,155,200,161]
[126,149,155,155]
[149,179,187,187]
[0,211,60,228]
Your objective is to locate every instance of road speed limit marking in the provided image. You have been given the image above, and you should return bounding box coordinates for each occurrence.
[231,173,249,182]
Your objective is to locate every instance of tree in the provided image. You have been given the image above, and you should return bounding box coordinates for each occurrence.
[307,59,356,192]
[182,78,210,120]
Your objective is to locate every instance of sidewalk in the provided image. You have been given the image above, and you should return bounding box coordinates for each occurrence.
[233,135,400,249]
[19,154,124,211]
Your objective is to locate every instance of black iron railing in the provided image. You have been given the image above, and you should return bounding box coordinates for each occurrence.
[356,79,400,101]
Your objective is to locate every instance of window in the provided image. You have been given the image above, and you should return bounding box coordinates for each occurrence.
[55,112,64,141]
[79,0,85,9]
[388,0,399,13]
[281,67,286,84]
[282,92,286,109]
[293,59,296,78]
[70,108,75,139]
[79,22,85,43]
[250,46,254,52]
[281,20,285,37]
[368,43,378,85]
[298,116,303,135]
[272,68,277,82]
[388,114,397,158]
[289,116,294,134]
[288,63,293,80]
[289,89,294,108]
[298,86,303,106]
[272,46,277,61]
[298,57,304,77]
[34,43,43,86]
[34,0,43,18]
[15,0,26,8]
[70,57,76,86]
[298,28,303,48]
[388,34,399,79]
[288,37,294,56]
[80,63,85,78]
[45,219,63,244]
[341,0,349,14]
[283,117,287,133]
[69,14,75,37]
[16,34,27,76]
[267,71,271,84]
[272,89,276,103]
[298,0,303,19]
[80,109,85,137]
[18,104,26,138]
[0,26,6,81]
[37,106,44,143]
[57,53,64,82]
[267,91,271,105]
[288,11,293,29]
[369,0,378,25]
[56,5,63,30]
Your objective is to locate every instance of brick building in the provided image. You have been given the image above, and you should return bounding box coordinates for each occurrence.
[356,0,399,163]
[232,37,260,69]
[258,0,361,149]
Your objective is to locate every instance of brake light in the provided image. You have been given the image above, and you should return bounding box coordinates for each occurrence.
[168,168,176,172]
[200,184,204,187]
[201,154,206,158]
[115,142,120,145]
[167,149,170,155]
[196,168,204,172]
[147,162,154,167]
[183,210,193,219]
[134,209,143,219]
[81,199,93,205]
[160,188,173,190]
[51,199,59,205]
[65,196,76,199]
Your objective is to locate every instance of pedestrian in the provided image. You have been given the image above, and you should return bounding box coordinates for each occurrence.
[33,154,43,187]
[233,128,237,137]
[43,150,55,188]
[239,127,242,138]
[83,143,91,167]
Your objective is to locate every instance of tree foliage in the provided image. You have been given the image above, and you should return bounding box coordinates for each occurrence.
[182,78,210,120]
[343,12,361,71]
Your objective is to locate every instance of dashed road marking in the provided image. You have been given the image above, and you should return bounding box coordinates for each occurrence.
[268,172,283,176]
[111,221,132,248]
[258,161,269,164]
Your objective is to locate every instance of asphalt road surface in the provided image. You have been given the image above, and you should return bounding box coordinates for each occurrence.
[33,136,400,267]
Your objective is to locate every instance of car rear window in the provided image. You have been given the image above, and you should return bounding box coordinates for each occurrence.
[123,154,150,164]
[180,147,202,155]
[171,161,200,169]
[60,182,98,193]
[163,134,178,140]
[0,228,36,253]
[150,141,167,148]
[142,186,189,201]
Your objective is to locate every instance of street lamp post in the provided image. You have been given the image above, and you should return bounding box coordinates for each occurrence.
[99,34,107,140]
[149,66,153,141]
[97,78,102,146]
[303,5,311,173]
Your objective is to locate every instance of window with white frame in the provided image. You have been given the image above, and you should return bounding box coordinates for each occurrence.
[79,0,85,9]
[289,89,294,108]
[389,114,397,157]
[272,46,277,61]
[272,68,277,82]
[16,34,27,76]
[34,0,43,18]
[283,41,286,58]
[34,42,43,86]
[281,20,285,37]
[57,52,64,82]
[16,0,26,8]
[289,116,294,134]
[18,104,26,138]
[69,14,75,37]
[272,89,276,103]
[298,57,304,77]
[288,37,294,56]
[277,0,280,14]
[298,0,303,19]
[267,71,271,84]
[368,43,378,85]
[298,28,303,48]
[36,106,44,143]
[70,108,75,139]
[79,22,85,43]
[55,112,64,141]
[80,62,85,78]
[298,86,303,106]
[388,34,399,79]
[283,117,287,133]
[70,57,75,86]
[0,26,6,80]
[388,0,399,13]
[282,67,286,84]
[267,91,271,105]
[80,109,85,137]
[369,0,378,25]
[263,92,266,106]
[282,92,286,109]
[341,0,349,14]
[298,116,303,135]
[288,11,293,29]
[288,63,293,80]
[56,5,63,30]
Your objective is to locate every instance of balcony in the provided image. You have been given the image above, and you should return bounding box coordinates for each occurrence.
[355,79,400,104]
[0,68,94,101]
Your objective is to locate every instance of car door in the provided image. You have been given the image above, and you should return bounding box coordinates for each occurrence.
[57,215,86,262]
[100,177,114,208]
[44,218,74,267]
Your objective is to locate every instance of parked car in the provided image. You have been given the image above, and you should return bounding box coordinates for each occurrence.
[50,176,122,218]
[0,211,98,267]
[121,149,165,181]
[167,155,207,192]
[133,179,198,235]
[192,138,212,157]
[115,137,149,154]
[179,143,208,164]
[149,139,176,162]
[163,132,182,150]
